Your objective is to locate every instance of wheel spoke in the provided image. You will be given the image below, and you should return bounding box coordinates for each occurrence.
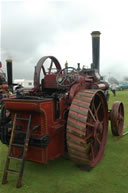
[95,136,101,145]
[61,77,67,85]
[48,60,53,74]
[89,108,96,121]
[118,113,123,121]
[67,76,71,84]
[41,66,46,75]
[98,121,104,134]
[86,122,95,127]
[64,68,68,76]
[92,100,98,120]
[85,133,93,141]
[97,102,102,114]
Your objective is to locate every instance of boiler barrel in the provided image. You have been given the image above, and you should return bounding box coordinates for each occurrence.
[91,31,101,72]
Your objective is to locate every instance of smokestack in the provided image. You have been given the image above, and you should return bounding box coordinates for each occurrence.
[6,59,13,90]
[91,31,101,72]
[0,61,2,68]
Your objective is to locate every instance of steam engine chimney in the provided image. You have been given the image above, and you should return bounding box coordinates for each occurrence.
[6,59,13,90]
[91,31,101,72]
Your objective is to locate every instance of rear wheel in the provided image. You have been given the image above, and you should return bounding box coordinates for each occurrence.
[67,89,108,168]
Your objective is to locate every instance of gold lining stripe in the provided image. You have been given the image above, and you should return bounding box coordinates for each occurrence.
[6,59,12,62]
[91,34,100,37]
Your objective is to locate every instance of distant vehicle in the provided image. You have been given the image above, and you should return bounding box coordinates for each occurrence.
[109,81,128,91]
[116,81,128,91]
[14,79,34,89]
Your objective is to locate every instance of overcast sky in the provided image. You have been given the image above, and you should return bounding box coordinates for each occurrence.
[1,0,128,81]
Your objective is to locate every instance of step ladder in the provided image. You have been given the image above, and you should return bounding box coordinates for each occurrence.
[2,113,32,188]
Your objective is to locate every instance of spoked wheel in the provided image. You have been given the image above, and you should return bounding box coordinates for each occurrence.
[67,89,108,168]
[34,56,61,89]
[111,102,124,136]
[56,67,78,87]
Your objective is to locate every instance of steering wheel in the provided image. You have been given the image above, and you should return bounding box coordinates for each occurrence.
[56,67,78,87]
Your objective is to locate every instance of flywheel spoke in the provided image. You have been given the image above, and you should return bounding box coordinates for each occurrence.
[41,66,46,75]
[48,60,53,74]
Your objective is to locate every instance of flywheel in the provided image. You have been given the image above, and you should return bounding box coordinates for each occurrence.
[67,89,108,168]
[111,101,124,136]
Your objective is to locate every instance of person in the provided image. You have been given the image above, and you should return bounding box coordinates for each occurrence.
[104,90,109,101]
[111,83,116,96]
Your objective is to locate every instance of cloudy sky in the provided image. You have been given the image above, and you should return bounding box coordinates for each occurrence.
[1,0,128,81]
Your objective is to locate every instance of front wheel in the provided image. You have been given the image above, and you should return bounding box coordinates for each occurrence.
[111,101,124,136]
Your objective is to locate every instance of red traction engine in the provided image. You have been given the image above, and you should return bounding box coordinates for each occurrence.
[0,31,124,188]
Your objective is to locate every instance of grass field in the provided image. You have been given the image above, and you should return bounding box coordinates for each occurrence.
[0,90,128,193]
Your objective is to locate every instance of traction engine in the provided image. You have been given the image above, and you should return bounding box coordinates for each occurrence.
[0,60,13,103]
[0,31,124,188]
